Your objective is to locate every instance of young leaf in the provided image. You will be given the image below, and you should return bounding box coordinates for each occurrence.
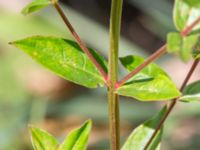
[167,32,199,61]
[173,0,200,31]
[122,106,167,150]
[59,120,92,150]
[22,0,54,15]
[184,0,200,9]
[10,36,107,88]
[180,80,200,102]
[167,32,182,53]
[193,38,200,59]
[29,126,58,150]
[116,55,180,101]
[181,34,199,61]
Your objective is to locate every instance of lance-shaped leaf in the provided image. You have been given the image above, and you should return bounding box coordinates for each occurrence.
[180,80,200,102]
[22,0,55,15]
[173,0,200,31]
[117,55,180,101]
[29,126,58,150]
[10,36,107,88]
[59,120,92,150]
[167,32,199,61]
[122,106,167,150]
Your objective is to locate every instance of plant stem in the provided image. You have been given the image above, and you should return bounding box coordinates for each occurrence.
[52,1,108,82]
[108,0,123,149]
[144,59,200,150]
[116,16,200,89]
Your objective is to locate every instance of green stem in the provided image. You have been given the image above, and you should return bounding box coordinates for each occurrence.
[108,0,123,149]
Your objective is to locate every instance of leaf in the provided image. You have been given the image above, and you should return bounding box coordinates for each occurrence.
[192,38,200,59]
[184,0,200,9]
[181,34,199,61]
[167,32,199,61]
[167,32,182,53]
[122,106,167,150]
[173,0,200,31]
[29,126,58,150]
[10,36,107,88]
[22,0,54,15]
[180,80,200,102]
[117,55,180,101]
[59,120,92,150]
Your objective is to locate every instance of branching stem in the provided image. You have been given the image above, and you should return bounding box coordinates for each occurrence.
[116,16,200,89]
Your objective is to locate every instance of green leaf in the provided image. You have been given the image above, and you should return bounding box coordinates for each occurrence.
[22,0,54,15]
[10,36,107,88]
[59,120,92,150]
[181,34,199,61]
[167,32,182,53]
[122,106,167,150]
[184,0,200,9]
[167,32,199,61]
[29,126,58,150]
[192,38,200,59]
[173,0,200,31]
[180,80,200,102]
[117,55,180,101]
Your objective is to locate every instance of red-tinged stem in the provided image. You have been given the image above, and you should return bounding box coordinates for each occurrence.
[143,59,200,150]
[52,2,108,83]
[115,44,166,88]
[116,16,200,89]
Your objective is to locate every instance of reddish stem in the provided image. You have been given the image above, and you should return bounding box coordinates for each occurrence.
[116,16,200,89]
[143,59,200,150]
[53,2,108,83]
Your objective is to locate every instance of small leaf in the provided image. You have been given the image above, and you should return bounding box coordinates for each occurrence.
[167,32,182,53]
[22,0,54,15]
[10,36,107,88]
[117,55,180,101]
[192,38,200,59]
[184,0,200,9]
[122,106,167,150]
[29,126,58,150]
[181,34,199,61]
[59,120,92,150]
[167,32,199,61]
[180,80,200,102]
[173,0,200,31]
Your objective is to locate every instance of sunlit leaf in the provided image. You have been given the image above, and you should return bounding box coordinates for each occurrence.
[184,0,200,9]
[180,80,200,102]
[167,32,182,53]
[10,36,107,88]
[117,55,180,101]
[59,120,92,150]
[29,126,58,150]
[173,0,200,31]
[22,0,55,15]
[122,106,167,150]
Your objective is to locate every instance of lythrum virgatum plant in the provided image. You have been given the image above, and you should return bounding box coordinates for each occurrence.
[9,0,200,150]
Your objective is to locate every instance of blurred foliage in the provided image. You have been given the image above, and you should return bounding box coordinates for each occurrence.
[0,1,200,150]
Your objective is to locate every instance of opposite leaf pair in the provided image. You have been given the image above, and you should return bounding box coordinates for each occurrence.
[30,120,91,150]
[167,0,200,61]
[11,36,180,102]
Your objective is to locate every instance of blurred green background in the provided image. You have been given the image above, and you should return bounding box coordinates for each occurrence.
[0,0,200,149]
